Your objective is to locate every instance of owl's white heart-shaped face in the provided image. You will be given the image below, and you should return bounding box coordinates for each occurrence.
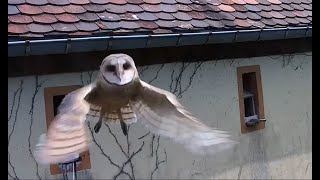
[100,54,137,86]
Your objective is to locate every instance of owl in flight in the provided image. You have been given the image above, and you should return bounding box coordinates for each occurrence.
[34,54,236,164]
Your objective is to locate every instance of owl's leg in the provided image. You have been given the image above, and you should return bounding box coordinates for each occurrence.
[117,109,128,136]
[94,109,105,133]
[94,118,102,133]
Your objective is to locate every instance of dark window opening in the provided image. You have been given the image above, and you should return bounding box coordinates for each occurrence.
[53,95,65,116]
[242,72,260,126]
[242,72,259,117]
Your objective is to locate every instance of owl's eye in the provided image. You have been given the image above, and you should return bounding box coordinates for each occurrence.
[106,65,115,72]
[123,62,131,70]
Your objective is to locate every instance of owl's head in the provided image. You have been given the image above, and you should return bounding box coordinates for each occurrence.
[100,53,137,86]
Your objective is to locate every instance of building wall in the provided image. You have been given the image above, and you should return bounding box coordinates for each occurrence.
[8,52,312,179]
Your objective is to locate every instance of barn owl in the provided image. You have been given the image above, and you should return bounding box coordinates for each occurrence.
[34,53,237,164]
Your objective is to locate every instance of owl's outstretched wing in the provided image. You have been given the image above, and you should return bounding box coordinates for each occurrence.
[34,84,94,164]
[131,80,237,154]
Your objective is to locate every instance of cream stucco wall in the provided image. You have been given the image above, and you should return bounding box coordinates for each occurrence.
[8,53,312,179]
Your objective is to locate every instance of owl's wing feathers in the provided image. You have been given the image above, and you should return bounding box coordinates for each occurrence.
[34,84,94,164]
[131,80,237,154]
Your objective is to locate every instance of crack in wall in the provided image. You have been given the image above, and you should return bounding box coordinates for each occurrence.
[151,136,167,180]
[148,64,165,84]
[87,71,94,84]
[305,162,310,174]
[138,65,150,77]
[87,121,133,179]
[150,134,155,157]
[28,76,46,180]
[8,80,23,180]
[8,88,20,122]
[138,131,150,139]
[177,62,203,98]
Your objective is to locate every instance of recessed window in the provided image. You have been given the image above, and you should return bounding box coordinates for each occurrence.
[237,65,266,134]
[44,85,91,175]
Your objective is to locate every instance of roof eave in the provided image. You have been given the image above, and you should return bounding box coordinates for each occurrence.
[8,26,312,57]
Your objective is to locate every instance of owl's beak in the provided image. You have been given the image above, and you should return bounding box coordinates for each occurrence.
[116,69,123,81]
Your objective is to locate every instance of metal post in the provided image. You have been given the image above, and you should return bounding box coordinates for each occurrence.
[58,156,82,180]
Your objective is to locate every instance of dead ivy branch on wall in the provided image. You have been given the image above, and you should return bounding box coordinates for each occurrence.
[8,80,23,180]
[28,76,46,180]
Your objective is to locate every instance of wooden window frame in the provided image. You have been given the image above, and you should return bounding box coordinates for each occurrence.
[237,65,265,134]
[44,85,91,175]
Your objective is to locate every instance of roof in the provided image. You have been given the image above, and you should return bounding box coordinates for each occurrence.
[8,0,312,38]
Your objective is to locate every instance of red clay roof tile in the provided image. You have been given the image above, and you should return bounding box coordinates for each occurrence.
[140,4,162,12]
[110,0,127,5]
[231,0,246,5]
[8,23,29,33]
[231,4,248,12]
[105,4,127,13]
[284,17,299,25]
[155,12,175,20]
[26,0,49,6]
[78,12,99,21]
[176,4,192,11]
[120,21,140,29]
[40,5,65,14]
[154,20,175,28]
[190,19,208,27]
[231,11,247,19]
[160,3,178,12]
[55,13,80,23]
[51,22,78,32]
[75,21,99,31]
[269,11,285,18]
[28,23,53,33]
[69,0,90,5]
[234,18,252,27]
[137,20,159,29]
[90,0,110,4]
[219,0,234,5]
[172,11,192,20]
[18,4,43,14]
[244,0,259,4]
[272,18,288,25]
[219,11,236,20]
[207,0,221,5]
[292,10,308,17]
[9,0,26,5]
[97,11,121,21]
[100,21,121,29]
[144,0,161,4]
[123,4,144,12]
[218,4,236,12]
[161,0,177,4]
[32,14,58,24]
[48,0,70,6]
[203,11,223,20]
[7,0,313,37]
[204,19,225,27]
[255,0,270,5]
[186,11,206,20]
[137,12,158,20]
[295,17,310,24]
[175,0,192,5]
[120,13,140,20]
[267,0,281,5]
[9,14,33,23]
[126,0,144,4]
[63,5,87,14]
